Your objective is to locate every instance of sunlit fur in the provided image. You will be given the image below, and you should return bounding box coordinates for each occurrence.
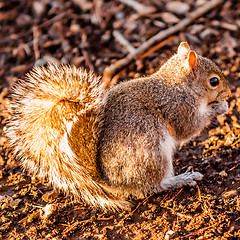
[5,43,231,211]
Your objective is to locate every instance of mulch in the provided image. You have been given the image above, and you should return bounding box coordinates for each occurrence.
[0,0,239,239]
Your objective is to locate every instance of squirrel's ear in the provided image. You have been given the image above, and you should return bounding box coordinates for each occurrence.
[177,42,190,55]
[188,50,198,69]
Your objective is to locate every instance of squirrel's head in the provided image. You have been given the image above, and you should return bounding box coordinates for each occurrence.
[157,42,231,104]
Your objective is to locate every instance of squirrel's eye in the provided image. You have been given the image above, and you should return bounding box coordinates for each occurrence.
[209,77,219,87]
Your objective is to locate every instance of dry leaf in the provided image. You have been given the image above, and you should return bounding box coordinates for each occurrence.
[161,12,180,24]
[166,1,190,15]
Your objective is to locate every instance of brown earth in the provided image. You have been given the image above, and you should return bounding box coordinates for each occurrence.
[0,0,239,239]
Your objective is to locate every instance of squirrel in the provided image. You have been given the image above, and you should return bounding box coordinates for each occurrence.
[5,42,231,211]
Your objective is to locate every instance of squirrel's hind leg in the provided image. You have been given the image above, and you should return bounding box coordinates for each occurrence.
[160,172,203,191]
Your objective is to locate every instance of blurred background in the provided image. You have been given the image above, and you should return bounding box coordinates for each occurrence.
[0,0,239,87]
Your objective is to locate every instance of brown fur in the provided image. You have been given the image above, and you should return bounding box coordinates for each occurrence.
[5,43,231,211]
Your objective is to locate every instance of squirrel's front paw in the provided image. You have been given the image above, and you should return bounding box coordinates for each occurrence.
[210,99,229,115]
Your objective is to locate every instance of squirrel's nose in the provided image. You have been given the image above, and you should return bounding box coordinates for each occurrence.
[216,86,231,101]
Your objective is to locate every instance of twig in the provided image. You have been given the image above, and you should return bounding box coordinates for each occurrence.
[102,0,224,87]
[235,216,240,222]
[62,219,92,236]
[140,36,177,59]
[229,161,240,171]
[197,185,202,201]
[33,25,40,60]
[169,188,183,202]
[159,190,192,219]
[117,193,155,226]
[113,30,136,54]
[162,206,192,219]
[38,10,72,29]
[159,193,169,205]
[131,193,155,214]
[93,0,104,29]
[182,222,218,238]
[82,48,94,71]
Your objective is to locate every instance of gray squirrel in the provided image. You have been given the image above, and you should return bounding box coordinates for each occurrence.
[5,42,231,210]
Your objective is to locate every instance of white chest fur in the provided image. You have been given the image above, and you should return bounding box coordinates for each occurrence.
[160,133,176,180]
[198,98,209,116]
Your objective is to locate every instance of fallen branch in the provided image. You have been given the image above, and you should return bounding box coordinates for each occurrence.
[102,0,223,88]
[113,30,136,54]
[140,35,177,60]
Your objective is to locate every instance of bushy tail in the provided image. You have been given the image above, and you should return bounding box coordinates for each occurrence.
[5,64,131,211]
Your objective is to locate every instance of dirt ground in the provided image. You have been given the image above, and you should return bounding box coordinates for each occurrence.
[0,0,240,239]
